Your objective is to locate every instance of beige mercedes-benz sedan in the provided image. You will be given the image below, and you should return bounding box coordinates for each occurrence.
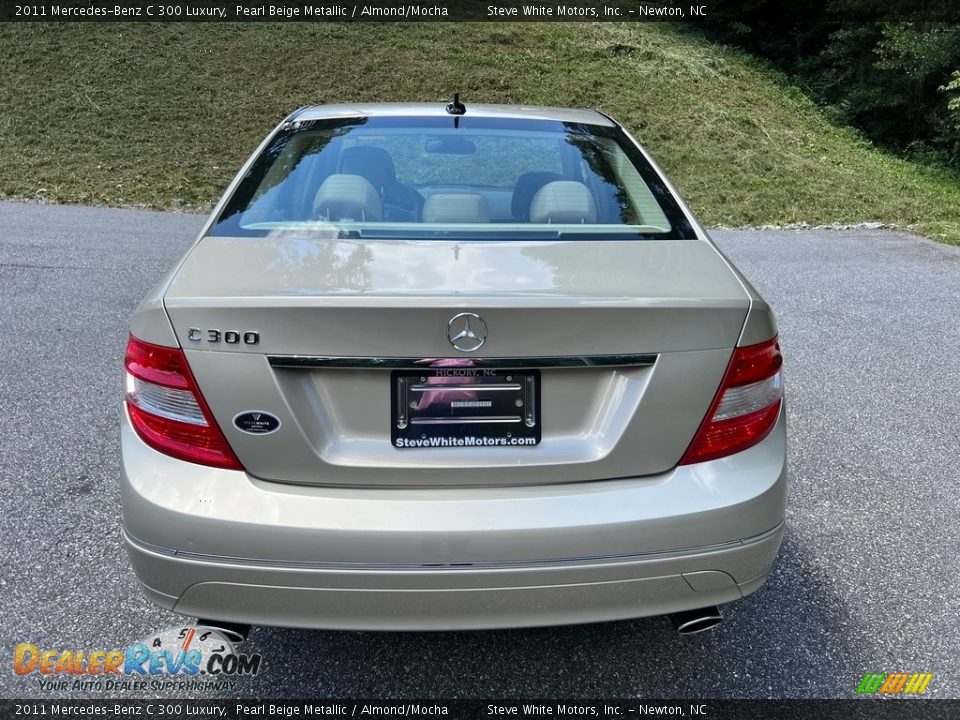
[121,101,785,634]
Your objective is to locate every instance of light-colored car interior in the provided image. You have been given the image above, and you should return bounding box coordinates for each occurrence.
[312,166,600,225]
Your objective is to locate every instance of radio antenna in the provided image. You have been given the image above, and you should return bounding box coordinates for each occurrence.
[445,93,466,116]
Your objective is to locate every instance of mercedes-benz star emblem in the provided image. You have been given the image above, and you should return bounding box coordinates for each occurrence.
[447,312,487,352]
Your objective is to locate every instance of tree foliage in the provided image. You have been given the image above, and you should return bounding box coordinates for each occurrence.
[697,2,960,168]
[943,70,960,131]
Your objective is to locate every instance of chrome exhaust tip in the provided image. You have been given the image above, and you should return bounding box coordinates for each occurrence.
[195,619,251,644]
[668,606,723,635]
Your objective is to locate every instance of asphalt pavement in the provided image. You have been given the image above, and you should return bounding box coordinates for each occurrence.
[1,201,958,699]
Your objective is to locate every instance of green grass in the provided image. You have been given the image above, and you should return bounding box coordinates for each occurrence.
[1,22,959,242]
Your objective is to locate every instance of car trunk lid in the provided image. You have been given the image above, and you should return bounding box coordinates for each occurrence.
[163,235,750,487]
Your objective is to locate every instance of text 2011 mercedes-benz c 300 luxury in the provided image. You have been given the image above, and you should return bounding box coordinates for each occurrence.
[121,100,785,634]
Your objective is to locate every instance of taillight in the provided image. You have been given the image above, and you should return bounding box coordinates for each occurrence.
[679,335,783,465]
[124,335,243,470]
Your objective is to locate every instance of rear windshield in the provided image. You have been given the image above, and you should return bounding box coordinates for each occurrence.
[211,116,696,240]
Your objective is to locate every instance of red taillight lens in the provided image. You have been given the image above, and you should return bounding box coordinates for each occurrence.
[124,335,243,470]
[679,335,783,465]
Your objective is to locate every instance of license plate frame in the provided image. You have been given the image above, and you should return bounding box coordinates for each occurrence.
[391,368,541,449]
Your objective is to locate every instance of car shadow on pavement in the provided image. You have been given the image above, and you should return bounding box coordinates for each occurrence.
[237,529,865,698]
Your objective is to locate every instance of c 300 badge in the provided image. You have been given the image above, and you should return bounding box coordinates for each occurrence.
[233,411,281,435]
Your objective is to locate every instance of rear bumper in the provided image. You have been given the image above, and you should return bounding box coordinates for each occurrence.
[125,524,782,630]
[120,407,787,630]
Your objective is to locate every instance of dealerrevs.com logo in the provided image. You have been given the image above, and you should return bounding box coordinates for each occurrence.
[13,626,263,692]
[856,672,934,695]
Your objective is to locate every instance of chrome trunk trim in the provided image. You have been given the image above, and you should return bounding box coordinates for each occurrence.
[267,354,658,370]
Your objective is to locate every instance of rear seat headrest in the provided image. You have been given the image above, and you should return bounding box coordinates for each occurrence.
[422,193,491,223]
[529,181,597,224]
[313,174,383,222]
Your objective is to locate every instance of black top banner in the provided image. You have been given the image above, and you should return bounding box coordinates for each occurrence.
[1,0,959,22]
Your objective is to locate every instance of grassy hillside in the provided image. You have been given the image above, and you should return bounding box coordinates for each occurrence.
[1,22,958,242]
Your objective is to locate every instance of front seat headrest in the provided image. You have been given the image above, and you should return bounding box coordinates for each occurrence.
[340,145,397,194]
[422,194,491,223]
[529,181,597,224]
[512,171,562,221]
[313,174,383,222]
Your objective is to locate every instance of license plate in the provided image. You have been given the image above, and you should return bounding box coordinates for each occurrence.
[391,367,541,449]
